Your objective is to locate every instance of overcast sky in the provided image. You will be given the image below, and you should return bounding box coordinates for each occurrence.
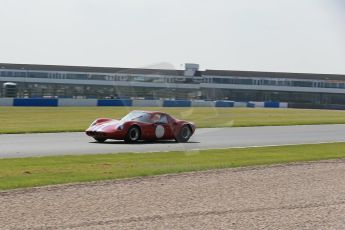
[0,0,344,74]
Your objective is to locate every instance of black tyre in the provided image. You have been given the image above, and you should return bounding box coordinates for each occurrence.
[125,126,141,143]
[94,138,106,143]
[175,125,192,143]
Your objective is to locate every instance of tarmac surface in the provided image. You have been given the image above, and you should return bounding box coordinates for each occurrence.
[1,124,345,158]
[1,159,345,229]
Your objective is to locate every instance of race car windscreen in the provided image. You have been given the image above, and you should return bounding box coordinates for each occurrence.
[120,111,151,123]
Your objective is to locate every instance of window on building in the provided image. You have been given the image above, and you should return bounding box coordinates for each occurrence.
[28,72,49,78]
[292,81,313,87]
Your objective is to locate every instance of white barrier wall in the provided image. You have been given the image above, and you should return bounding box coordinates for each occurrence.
[58,99,98,107]
[279,102,288,108]
[0,98,14,106]
[0,98,288,108]
[191,100,215,107]
[250,101,265,107]
[234,102,247,107]
[132,100,163,107]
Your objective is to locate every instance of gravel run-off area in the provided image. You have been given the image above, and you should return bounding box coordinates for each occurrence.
[1,159,345,229]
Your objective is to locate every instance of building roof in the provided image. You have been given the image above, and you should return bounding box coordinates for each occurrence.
[0,63,185,76]
[0,63,344,81]
[204,70,345,81]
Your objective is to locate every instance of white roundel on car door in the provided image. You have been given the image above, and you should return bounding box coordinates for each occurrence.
[155,125,165,138]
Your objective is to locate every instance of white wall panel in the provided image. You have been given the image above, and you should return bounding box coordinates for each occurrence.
[234,102,248,107]
[0,98,14,106]
[191,100,215,107]
[279,102,288,108]
[132,100,162,107]
[58,99,97,106]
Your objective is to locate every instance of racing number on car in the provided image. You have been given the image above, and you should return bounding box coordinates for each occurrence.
[155,125,165,138]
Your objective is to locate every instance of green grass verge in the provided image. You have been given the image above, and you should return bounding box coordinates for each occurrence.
[1,142,345,190]
[1,107,345,134]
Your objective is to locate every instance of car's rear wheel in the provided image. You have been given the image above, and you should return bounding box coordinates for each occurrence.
[125,126,141,143]
[94,138,106,143]
[175,125,192,143]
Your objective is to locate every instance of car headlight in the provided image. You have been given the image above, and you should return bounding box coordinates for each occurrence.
[90,121,97,127]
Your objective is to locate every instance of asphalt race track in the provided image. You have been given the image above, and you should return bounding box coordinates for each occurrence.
[1,124,345,158]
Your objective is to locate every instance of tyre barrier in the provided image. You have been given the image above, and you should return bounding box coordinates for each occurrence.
[0,98,289,108]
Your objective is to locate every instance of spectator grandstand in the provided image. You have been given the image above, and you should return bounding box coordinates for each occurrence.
[1,63,344,106]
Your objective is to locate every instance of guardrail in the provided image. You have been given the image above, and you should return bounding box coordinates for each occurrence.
[0,98,289,108]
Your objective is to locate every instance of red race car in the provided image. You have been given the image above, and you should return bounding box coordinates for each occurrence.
[86,110,196,143]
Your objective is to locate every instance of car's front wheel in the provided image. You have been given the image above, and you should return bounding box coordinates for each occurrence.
[175,125,192,143]
[125,126,141,143]
[94,138,106,143]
